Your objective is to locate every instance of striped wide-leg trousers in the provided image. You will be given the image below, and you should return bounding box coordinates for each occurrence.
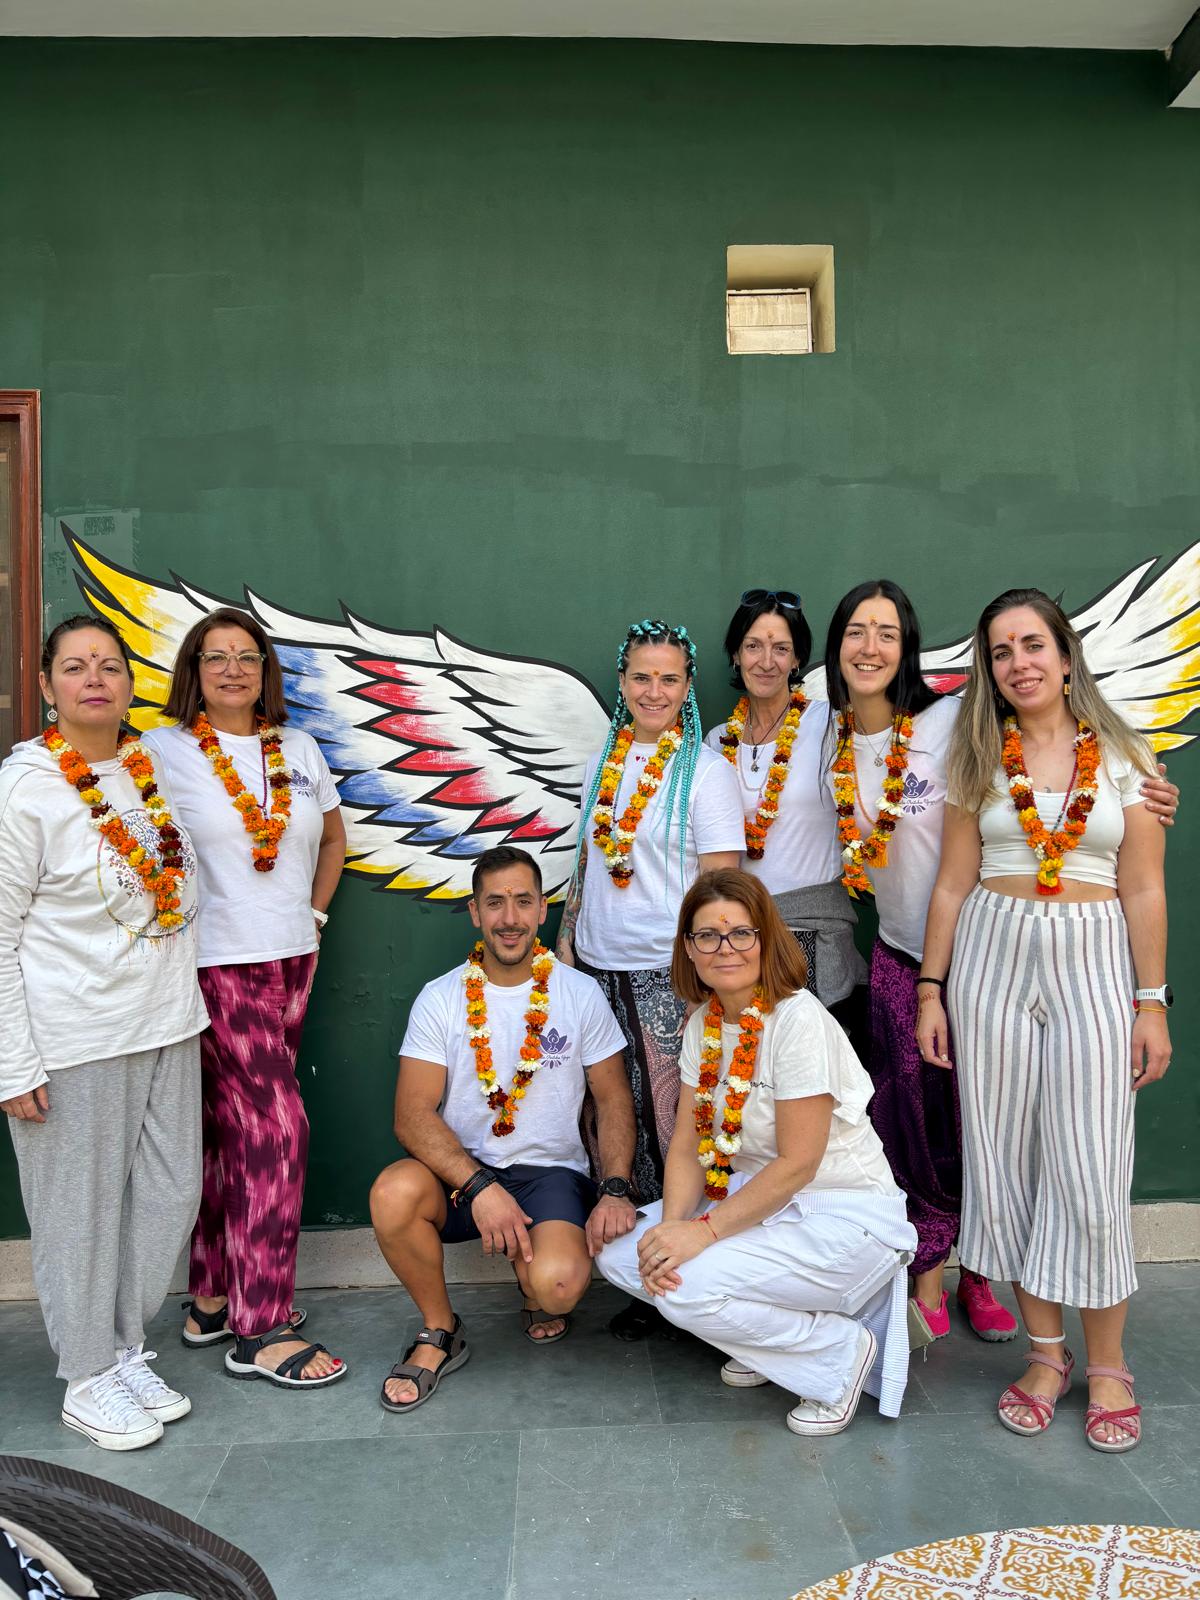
[948,888,1137,1310]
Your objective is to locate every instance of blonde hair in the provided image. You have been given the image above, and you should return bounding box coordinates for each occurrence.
[948,587,1156,815]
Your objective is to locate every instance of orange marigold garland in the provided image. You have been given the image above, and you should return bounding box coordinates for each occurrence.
[720,691,808,859]
[832,710,914,894]
[44,727,187,929]
[591,721,682,889]
[1002,716,1100,896]
[464,939,554,1136]
[191,713,292,872]
[694,986,764,1202]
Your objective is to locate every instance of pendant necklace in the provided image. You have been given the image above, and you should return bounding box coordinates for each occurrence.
[748,705,788,773]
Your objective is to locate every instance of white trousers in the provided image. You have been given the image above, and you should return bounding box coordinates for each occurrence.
[599,1198,901,1405]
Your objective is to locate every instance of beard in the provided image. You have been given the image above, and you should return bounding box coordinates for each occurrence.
[483,927,537,967]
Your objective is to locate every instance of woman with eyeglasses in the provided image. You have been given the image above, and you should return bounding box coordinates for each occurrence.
[597,868,916,1435]
[144,608,348,1389]
[824,579,1177,1351]
[705,589,866,1045]
[557,619,743,1339]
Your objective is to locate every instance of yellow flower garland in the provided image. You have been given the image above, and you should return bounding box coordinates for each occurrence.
[591,722,682,889]
[719,691,808,858]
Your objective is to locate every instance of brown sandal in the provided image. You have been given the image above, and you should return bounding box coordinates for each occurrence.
[521,1302,571,1346]
[380,1316,469,1413]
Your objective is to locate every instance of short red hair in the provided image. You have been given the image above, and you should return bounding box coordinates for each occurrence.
[670,868,808,1010]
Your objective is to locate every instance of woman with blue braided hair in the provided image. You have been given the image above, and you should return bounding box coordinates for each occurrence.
[557,620,743,1339]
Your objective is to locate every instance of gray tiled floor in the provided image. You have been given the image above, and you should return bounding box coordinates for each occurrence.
[1,1267,1198,1599]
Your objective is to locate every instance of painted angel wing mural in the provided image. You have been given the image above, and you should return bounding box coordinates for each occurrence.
[69,531,1198,905]
[67,533,610,903]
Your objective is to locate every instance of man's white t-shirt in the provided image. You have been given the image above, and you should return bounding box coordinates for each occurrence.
[574,743,744,971]
[144,723,342,967]
[703,704,841,893]
[401,958,627,1174]
[836,696,959,961]
[679,989,899,1195]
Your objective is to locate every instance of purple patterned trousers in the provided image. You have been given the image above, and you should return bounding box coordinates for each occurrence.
[189,952,318,1336]
[868,937,962,1276]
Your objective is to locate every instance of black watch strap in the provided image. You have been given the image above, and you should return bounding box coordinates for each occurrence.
[599,1177,632,1200]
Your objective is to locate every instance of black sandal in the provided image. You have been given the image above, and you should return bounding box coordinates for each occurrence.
[608,1298,688,1343]
[380,1316,469,1414]
[181,1300,306,1349]
[521,1302,571,1346]
[224,1322,347,1388]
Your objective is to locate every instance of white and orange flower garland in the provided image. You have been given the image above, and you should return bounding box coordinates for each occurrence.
[591,721,682,889]
[191,712,292,872]
[694,986,764,1202]
[44,727,187,929]
[832,709,914,894]
[1002,717,1100,896]
[719,690,808,858]
[464,939,554,1136]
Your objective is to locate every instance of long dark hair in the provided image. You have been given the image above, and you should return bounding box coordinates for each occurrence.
[722,595,812,691]
[823,579,940,718]
[163,608,289,727]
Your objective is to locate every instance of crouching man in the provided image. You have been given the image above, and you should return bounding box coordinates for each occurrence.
[370,846,637,1412]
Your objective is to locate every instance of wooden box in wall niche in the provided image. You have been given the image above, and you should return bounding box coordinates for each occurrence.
[726,287,813,355]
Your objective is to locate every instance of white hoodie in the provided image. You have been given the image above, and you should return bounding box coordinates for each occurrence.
[0,737,208,1101]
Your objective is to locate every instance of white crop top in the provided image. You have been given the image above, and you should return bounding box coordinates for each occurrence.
[976,754,1146,888]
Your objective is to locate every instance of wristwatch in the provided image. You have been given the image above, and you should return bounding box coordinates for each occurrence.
[1135,985,1173,1009]
[598,1177,632,1200]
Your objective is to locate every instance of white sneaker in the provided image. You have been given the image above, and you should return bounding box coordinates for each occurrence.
[720,1357,769,1388]
[62,1361,164,1451]
[786,1325,877,1437]
[116,1345,192,1423]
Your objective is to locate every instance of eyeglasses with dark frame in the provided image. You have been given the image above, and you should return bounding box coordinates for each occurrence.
[739,589,802,611]
[197,650,267,671]
[685,925,761,954]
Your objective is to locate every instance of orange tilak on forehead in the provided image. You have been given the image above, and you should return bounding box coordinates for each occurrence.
[1007,632,1016,642]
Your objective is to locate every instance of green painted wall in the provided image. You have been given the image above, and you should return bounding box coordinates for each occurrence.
[2,39,1197,1236]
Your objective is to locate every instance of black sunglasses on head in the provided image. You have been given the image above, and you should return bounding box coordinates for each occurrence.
[740,589,802,610]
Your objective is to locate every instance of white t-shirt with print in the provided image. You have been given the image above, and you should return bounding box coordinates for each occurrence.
[401,958,627,1173]
[144,723,342,968]
[0,738,208,1100]
[837,696,959,961]
[574,743,745,971]
[679,989,899,1194]
[703,704,840,894]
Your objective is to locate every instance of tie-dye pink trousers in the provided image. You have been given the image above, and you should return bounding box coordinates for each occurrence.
[189,952,318,1337]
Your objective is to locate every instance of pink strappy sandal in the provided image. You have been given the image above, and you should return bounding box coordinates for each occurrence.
[997,1347,1074,1436]
[1084,1365,1141,1454]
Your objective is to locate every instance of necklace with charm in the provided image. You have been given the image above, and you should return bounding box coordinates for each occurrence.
[748,706,788,772]
[860,726,892,768]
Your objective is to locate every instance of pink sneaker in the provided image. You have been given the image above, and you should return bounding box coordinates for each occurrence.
[957,1270,1019,1342]
[907,1291,949,1347]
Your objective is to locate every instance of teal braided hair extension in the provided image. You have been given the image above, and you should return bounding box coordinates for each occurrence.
[570,619,703,894]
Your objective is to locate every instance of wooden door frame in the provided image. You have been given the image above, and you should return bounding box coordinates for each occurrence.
[0,390,43,739]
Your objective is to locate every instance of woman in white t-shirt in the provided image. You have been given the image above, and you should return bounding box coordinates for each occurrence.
[557,619,743,1337]
[918,588,1170,1454]
[821,579,1019,1349]
[703,589,866,1042]
[598,868,916,1434]
[1,617,207,1451]
[145,607,347,1390]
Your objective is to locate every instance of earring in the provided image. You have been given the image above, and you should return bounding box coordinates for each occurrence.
[46,706,58,724]
[1063,677,1071,700]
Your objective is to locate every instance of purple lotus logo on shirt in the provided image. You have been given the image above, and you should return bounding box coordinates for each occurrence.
[541,1027,572,1067]
[901,773,933,816]
[290,769,316,797]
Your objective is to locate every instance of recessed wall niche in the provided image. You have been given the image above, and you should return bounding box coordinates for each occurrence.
[726,245,836,355]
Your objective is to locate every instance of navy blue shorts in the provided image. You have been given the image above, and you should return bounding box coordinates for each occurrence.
[439,1164,597,1244]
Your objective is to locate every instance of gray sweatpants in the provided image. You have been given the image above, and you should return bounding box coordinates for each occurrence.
[9,1035,202,1380]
